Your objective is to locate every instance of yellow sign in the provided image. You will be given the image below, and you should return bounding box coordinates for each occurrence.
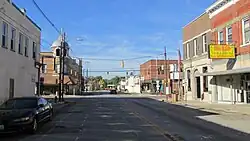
[209,44,235,59]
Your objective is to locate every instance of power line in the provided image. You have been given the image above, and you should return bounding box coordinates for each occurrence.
[86,70,140,72]
[73,56,154,61]
[32,0,61,34]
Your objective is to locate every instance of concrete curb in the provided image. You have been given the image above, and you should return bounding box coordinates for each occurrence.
[174,102,250,115]
[52,101,75,115]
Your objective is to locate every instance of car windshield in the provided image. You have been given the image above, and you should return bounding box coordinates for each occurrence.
[0,99,37,109]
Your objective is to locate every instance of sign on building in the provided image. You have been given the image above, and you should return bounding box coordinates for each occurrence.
[208,44,235,59]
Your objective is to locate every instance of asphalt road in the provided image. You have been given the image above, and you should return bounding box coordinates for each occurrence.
[2,95,250,141]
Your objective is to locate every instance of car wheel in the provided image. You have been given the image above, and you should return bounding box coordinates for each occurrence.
[28,118,38,134]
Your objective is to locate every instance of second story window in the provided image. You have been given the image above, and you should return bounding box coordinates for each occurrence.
[218,30,224,44]
[42,64,47,73]
[32,42,36,59]
[194,39,197,56]
[202,34,207,53]
[18,33,23,54]
[242,17,250,45]
[226,26,233,44]
[2,21,8,48]
[24,36,29,57]
[186,43,190,59]
[187,70,191,91]
[55,64,60,73]
[10,27,16,51]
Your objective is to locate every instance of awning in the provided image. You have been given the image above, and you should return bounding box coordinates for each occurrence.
[202,67,250,76]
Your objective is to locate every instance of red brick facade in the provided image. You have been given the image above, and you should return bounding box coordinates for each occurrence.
[210,0,250,55]
[140,60,179,81]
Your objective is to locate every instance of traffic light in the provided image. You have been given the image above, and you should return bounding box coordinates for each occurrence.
[121,60,124,68]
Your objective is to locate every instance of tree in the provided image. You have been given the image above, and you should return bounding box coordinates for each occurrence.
[109,76,122,86]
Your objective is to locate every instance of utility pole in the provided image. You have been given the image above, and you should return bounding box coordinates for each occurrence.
[79,58,83,94]
[61,32,66,101]
[82,69,85,92]
[58,31,65,102]
[35,56,43,96]
[164,46,168,95]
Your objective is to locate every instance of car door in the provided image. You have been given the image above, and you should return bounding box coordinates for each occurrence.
[41,98,50,118]
[37,98,46,122]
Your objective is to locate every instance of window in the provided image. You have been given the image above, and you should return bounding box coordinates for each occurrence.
[41,98,48,105]
[24,36,29,57]
[2,21,8,48]
[55,64,60,73]
[38,98,43,106]
[10,27,15,51]
[218,30,224,44]
[18,33,23,54]
[194,39,197,56]
[55,48,60,56]
[242,18,250,45]
[42,64,47,73]
[187,70,191,91]
[186,43,190,58]
[202,34,207,53]
[226,26,233,44]
[203,67,208,92]
[32,42,36,59]
[157,67,161,75]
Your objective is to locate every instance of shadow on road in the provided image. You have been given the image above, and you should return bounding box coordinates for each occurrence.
[128,97,250,140]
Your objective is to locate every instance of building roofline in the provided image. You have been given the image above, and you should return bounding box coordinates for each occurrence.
[11,3,41,31]
[182,12,206,29]
[206,0,224,12]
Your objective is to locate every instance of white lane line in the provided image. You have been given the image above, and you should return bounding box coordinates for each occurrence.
[74,136,79,141]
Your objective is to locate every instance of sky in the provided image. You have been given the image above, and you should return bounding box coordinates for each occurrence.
[13,0,215,78]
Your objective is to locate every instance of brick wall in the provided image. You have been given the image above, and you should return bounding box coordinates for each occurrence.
[140,60,181,81]
[211,0,250,55]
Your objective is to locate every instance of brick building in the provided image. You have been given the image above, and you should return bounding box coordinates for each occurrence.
[202,0,250,104]
[40,35,83,95]
[140,60,182,94]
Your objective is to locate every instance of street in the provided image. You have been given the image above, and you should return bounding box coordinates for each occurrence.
[2,94,250,141]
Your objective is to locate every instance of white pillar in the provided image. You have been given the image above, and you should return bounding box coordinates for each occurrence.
[211,76,218,103]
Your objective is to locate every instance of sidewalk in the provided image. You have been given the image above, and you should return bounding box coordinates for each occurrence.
[148,96,250,133]
[148,95,250,115]
[175,100,250,115]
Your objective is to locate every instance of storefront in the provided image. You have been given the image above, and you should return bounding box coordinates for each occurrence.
[202,67,250,104]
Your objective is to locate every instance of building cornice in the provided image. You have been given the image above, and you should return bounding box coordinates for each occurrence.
[206,0,239,19]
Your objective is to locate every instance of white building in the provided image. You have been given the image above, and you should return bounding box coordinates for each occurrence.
[0,0,41,103]
[120,76,141,93]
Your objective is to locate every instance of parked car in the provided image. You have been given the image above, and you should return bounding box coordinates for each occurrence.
[110,89,117,94]
[0,96,53,134]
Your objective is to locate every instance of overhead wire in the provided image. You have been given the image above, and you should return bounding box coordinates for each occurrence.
[32,0,61,34]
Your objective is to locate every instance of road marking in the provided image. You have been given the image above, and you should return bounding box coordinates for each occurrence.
[74,137,79,141]
[123,101,181,141]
